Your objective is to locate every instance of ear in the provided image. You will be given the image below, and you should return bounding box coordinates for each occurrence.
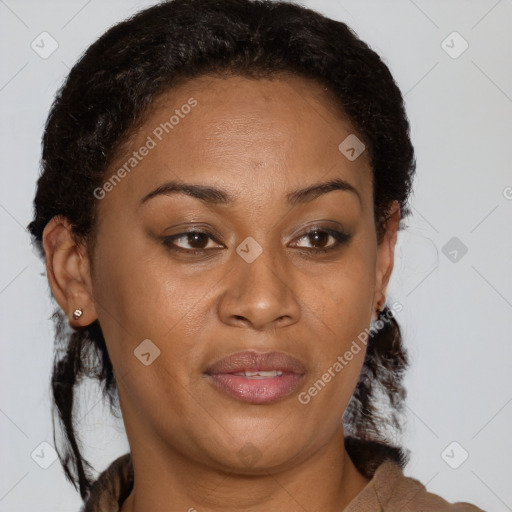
[42,216,98,328]
[373,201,400,314]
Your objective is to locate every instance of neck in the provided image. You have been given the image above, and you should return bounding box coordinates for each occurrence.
[120,429,370,512]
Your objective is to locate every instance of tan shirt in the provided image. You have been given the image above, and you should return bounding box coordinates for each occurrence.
[80,453,485,511]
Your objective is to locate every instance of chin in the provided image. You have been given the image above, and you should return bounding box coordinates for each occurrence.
[193,432,309,475]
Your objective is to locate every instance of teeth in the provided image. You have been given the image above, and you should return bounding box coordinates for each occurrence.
[233,370,283,378]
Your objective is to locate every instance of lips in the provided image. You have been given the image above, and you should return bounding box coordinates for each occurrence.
[204,350,306,404]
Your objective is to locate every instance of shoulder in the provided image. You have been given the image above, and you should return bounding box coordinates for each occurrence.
[343,459,486,512]
[80,453,134,512]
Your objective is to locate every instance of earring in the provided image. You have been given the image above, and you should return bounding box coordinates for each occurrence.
[375,300,386,320]
[72,308,83,320]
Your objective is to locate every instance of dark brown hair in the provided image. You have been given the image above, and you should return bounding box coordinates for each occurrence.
[27,0,415,500]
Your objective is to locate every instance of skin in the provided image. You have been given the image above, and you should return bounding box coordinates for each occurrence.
[43,74,400,511]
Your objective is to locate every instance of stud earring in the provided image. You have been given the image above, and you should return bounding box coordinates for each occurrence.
[72,308,83,320]
[375,300,386,320]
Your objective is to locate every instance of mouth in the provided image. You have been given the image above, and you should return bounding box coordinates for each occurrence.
[204,350,306,405]
[232,369,283,379]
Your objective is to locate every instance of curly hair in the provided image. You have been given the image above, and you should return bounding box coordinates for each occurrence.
[27,0,415,500]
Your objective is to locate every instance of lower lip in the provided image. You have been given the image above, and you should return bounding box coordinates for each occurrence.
[206,373,305,404]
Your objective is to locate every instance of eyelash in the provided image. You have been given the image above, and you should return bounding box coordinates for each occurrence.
[162,227,352,256]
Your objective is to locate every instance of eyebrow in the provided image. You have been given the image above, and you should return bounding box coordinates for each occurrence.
[139,177,361,207]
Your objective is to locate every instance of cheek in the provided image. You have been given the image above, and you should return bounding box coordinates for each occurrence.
[89,229,172,362]
[306,238,377,340]
[90,245,206,429]
[90,229,217,381]
[294,237,376,408]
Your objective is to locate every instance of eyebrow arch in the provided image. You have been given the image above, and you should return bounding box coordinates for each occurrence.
[139,177,361,207]
[286,177,361,206]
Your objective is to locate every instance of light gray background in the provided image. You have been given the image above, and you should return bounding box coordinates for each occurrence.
[1,0,511,510]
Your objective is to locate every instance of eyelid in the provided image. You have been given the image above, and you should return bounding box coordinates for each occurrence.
[163,229,224,251]
[287,220,350,241]
[290,226,352,250]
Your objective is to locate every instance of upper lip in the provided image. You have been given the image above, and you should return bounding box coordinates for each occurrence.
[205,350,307,375]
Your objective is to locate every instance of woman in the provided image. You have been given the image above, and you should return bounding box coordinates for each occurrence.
[27,0,484,510]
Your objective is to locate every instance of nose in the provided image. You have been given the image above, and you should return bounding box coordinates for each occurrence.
[217,244,301,331]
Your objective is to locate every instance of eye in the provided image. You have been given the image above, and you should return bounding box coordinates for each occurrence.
[292,228,352,253]
[162,226,352,257]
[163,230,223,254]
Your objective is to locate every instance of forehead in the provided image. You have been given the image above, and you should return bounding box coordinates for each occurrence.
[147,73,353,152]
[99,73,372,213]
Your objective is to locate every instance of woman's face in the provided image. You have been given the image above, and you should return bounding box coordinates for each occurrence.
[77,74,398,472]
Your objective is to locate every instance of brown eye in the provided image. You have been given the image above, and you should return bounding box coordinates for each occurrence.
[182,232,210,249]
[163,231,223,253]
[293,228,352,253]
[307,230,331,249]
